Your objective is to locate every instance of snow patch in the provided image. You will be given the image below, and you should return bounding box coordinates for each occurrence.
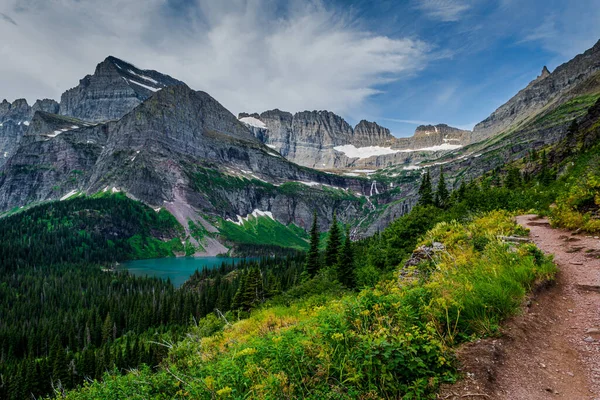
[125,78,160,92]
[266,144,277,149]
[227,209,274,225]
[344,172,359,177]
[405,143,462,152]
[127,69,159,85]
[239,117,267,129]
[111,187,120,193]
[334,145,402,159]
[403,165,422,171]
[23,121,30,126]
[60,190,78,201]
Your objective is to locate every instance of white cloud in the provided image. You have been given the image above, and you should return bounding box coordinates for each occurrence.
[414,0,470,22]
[0,0,431,117]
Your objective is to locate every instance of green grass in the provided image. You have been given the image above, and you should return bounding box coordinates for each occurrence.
[535,94,600,126]
[218,214,310,251]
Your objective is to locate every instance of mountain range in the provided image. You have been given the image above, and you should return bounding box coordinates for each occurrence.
[2,39,600,253]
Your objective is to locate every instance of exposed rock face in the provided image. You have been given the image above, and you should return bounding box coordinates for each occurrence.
[353,120,395,147]
[411,124,471,148]
[472,40,600,143]
[59,56,183,122]
[239,110,470,169]
[0,98,60,166]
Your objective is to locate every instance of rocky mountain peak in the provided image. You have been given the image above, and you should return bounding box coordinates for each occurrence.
[353,120,394,147]
[539,66,551,79]
[59,56,183,123]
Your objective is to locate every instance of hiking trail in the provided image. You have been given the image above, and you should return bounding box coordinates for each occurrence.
[439,214,600,400]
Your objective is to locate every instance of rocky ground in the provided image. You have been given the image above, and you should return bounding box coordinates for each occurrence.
[438,214,600,400]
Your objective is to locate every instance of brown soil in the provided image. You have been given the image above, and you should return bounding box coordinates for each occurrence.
[438,215,600,400]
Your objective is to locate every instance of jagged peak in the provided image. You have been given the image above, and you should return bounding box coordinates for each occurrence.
[540,66,551,79]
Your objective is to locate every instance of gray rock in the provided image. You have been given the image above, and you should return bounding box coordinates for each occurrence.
[59,56,183,122]
[0,98,58,166]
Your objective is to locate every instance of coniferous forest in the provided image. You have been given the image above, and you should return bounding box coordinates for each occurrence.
[0,194,308,399]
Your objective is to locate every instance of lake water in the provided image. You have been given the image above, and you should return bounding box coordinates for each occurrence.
[121,257,248,288]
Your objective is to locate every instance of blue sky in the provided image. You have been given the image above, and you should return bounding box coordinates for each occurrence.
[1,0,599,137]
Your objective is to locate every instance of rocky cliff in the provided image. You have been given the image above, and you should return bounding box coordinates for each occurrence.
[472,40,600,142]
[59,56,183,122]
[0,98,60,166]
[239,111,469,169]
[411,124,470,148]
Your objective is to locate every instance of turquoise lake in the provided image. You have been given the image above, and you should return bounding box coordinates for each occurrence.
[121,257,248,288]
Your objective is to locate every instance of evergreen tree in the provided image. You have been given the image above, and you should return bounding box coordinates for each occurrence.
[457,181,467,201]
[324,212,342,267]
[51,337,69,390]
[539,150,554,185]
[434,167,449,209]
[102,313,113,344]
[418,169,433,206]
[504,167,522,189]
[305,211,321,277]
[336,227,355,288]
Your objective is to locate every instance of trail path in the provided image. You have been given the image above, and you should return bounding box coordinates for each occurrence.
[439,215,600,400]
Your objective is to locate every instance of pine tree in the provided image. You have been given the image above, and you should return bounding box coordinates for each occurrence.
[434,167,449,209]
[457,181,467,201]
[418,169,433,206]
[102,313,113,344]
[336,227,355,288]
[539,150,553,185]
[305,211,321,277]
[51,338,69,390]
[324,212,342,267]
[504,167,522,189]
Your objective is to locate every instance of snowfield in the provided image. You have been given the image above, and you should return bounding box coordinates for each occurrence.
[334,143,462,159]
[239,117,267,129]
[333,145,400,159]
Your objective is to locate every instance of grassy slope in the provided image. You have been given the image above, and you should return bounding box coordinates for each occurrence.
[62,211,556,399]
[218,216,310,251]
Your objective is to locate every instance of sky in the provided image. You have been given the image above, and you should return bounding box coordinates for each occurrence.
[1,0,600,137]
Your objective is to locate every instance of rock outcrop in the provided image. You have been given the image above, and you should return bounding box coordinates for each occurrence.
[59,56,183,122]
[411,124,471,148]
[472,40,600,143]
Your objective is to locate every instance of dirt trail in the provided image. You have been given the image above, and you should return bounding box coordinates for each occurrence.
[439,215,600,400]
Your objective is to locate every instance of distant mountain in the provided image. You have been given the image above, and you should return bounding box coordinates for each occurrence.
[0,98,59,167]
[472,40,600,142]
[238,110,469,169]
[59,56,183,122]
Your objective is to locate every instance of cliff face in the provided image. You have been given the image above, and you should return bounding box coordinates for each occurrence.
[472,40,600,143]
[59,56,183,122]
[411,124,471,148]
[239,111,469,169]
[0,98,60,167]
